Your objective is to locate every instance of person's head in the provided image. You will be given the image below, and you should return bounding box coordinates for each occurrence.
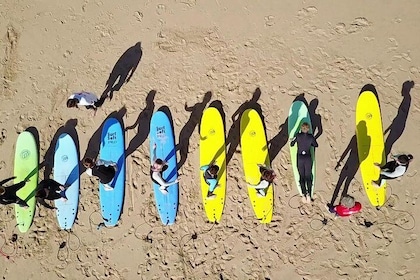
[0,186,5,196]
[83,157,95,168]
[36,188,46,198]
[208,165,220,176]
[67,98,78,108]
[153,158,165,170]
[340,195,356,208]
[397,154,413,166]
[301,122,310,133]
[262,169,276,182]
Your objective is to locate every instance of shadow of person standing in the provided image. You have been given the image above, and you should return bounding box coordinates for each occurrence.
[226,88,262,165]
[267,118,288,162]
[177,91,212,169]
[384,80,414,157]
[125,90,156,157]
[308,98,323,139]
[329,135,359,206]
[96,42,143,107]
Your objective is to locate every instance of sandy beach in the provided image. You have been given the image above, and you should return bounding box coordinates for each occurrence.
[1,1,419,279]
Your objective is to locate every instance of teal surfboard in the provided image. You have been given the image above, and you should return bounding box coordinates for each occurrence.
[54,133,80,230]
[287,101,316,197]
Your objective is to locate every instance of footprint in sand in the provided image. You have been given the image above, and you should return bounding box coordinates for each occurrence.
[412,193,419,205]
[0,128,6,144]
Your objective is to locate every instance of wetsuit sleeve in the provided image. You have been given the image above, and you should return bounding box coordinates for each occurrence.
[0,176,15,186]
[290,136,297,147]
[381,161,395,172]
[16,198,28,207]
[380,165,406,178]
[248,180,269,189]
[200,165,209,171]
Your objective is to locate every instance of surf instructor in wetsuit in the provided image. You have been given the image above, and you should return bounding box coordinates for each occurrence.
[290,122,318,204]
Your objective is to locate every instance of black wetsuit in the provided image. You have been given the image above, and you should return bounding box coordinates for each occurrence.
[36,179,65,209]
[92,165,115,184]
[291,132,318,197]
[0,177,28,207]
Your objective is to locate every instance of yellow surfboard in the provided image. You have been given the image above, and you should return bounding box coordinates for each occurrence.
[356,91,386,207]
[240,109,273,223]
[199,107,226,223]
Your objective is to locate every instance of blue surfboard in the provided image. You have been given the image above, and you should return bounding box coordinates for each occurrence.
[54,133,80,230]
[149,111,179,225]
[99,118,125,227]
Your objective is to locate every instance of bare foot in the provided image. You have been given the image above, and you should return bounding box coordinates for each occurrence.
[61,197,68,202]
[306,195,312,204]
[371,181,381,188]
[301,196,307,204]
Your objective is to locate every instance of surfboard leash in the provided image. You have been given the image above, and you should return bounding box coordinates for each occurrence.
[0,232,17,262]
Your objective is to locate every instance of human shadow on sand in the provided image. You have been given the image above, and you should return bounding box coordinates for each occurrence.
[384,80,414,157]
[176,91,212,169]
[226,88,262,165]
[125,90,156,157]
[82,107,127,173]
[96,42,143,107]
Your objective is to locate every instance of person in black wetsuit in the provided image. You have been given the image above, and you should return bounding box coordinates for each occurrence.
[36,179,68,210]
[290,122,318,204]
[372,153,413,187]
[83,157,117,191]
[0,177,29,208]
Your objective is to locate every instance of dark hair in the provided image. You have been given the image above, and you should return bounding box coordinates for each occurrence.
[208,165,219,175]
[398,154,413,165]
[67,98,78,108]
[155,159,163,165]
[83,157,94,168]
[36,189,46,198]
[262,169,276,183]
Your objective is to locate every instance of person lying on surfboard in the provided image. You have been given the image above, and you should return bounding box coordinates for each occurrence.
[83,157,117,191]
[200,162,220,199]
[246,165,275,197]
[372,153,413,188]
[0,176,29,208]
[328,195,362,217]
[36,179,68,209]
[290,122,318,204]
[151,143,180,195]
[67,92,99,112]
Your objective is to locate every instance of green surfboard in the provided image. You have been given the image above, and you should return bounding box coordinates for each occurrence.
[14,131,39,233]
[287,101,316,197]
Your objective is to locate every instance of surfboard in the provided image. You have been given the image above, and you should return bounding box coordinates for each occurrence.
[99,118,125,227]
[149,110,179,225]
[356,91,386,207]
[54,133,79,230]
[287,101,316,197]
[14,131,39,233]
[199,107,226,223]
[240,109,273,224]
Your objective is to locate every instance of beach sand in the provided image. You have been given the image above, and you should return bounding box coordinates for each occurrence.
[0,1,419,279]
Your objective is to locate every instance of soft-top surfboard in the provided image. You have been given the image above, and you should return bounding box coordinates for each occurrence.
[54,133,79,230]
[356,91,386,207]
[240,109,273,224]
[99,118,126,227]
[287,101,316,197]
[150,110,179,225]
[14,131,39,233]
[199,107,226,223]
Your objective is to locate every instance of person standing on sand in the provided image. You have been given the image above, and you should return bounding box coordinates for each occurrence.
[36,179,68,210]
[372,153,413,187]
[83,157,118,191]
[0,177,29,208]
[290,122,318,204]
[67,92,99,111]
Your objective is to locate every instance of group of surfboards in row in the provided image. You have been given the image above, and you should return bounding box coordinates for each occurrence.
[0,90,414,231]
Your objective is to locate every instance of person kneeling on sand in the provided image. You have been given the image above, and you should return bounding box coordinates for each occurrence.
[83,157,117,191]
[151,143,180,195]
[36,179,68,210]
[372,153,413,188]
[67,92,99,111]
[246,165,275,198]
[200,162,220,200]
[0,176,29,208]
[328,195,362,217]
